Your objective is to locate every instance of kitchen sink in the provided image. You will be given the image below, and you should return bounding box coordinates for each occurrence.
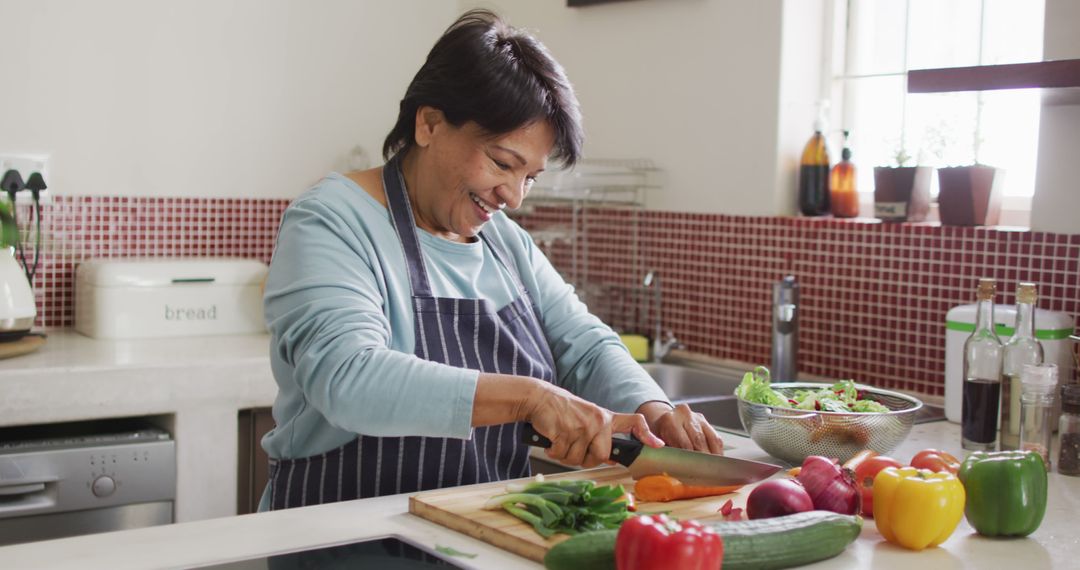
[641,362,744,401]
[640,361,749,436]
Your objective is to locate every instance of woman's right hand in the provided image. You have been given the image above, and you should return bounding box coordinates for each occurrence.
[523,382,664,468]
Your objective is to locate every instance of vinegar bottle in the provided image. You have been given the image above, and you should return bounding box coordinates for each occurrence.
[829,130,858,218]
[798,103,830,216]
[962,278,1004,451]
[1001,282,1044,450]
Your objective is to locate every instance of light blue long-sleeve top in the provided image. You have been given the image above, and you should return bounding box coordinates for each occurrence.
[262,172,670,460]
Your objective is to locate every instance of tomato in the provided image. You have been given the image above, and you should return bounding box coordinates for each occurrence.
[910,449,961,474]
[853,455,903,517]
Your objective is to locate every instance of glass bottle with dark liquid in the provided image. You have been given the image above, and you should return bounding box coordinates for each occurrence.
[798,107,830,216]
[962,278,1004,450]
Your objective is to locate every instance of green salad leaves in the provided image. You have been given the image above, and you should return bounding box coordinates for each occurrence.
[735,366,890,413]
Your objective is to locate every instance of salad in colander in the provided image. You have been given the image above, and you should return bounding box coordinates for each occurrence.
[735,366,890,413]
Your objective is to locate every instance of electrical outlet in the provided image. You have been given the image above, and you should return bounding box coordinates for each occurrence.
[0,153,52,205]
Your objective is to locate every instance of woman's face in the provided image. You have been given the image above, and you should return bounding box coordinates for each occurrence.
[408,107,555,242]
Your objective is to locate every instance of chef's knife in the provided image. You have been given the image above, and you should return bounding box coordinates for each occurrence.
[521,424,781,486]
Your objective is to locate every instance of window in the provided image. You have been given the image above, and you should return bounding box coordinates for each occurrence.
[828,0,1046,216]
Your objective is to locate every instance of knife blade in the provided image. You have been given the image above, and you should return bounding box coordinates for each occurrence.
[521,424,782,486]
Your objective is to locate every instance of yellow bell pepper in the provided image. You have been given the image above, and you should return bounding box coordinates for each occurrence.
[873,467,965,550]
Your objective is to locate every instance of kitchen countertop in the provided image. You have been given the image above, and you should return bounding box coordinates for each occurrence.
[1,420,1076,570]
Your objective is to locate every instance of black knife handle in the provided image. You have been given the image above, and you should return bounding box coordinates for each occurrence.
[608,437,644,467]
[521,424,644,466]
[521,424,552,448]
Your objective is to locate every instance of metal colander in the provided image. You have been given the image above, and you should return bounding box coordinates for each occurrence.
[737,382,923,465]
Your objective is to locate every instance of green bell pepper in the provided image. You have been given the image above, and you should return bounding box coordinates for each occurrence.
[958,450,1047,537]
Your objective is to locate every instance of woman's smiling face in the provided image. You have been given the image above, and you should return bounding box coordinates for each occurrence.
[406,107,555,242]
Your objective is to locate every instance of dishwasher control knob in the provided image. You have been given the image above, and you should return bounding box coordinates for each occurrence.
[92,475,116,498]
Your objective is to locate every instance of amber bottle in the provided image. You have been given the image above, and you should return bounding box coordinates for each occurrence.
[830,131,859,218]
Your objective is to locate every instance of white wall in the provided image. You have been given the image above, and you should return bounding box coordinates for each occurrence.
[1030,0,1080,233]
[0,0,456,199]
[0,0,823,216]
[475,0,804,214]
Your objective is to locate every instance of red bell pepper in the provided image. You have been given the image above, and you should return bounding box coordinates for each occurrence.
[910,449,961,474]
[615,514,724,570]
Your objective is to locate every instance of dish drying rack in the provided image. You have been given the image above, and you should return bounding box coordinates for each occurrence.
[508,159,662,317]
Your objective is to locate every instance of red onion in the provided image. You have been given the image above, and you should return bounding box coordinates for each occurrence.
[796,456,861,515]
[746,479,815,520]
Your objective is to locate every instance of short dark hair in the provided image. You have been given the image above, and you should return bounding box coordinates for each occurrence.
[383,9,583,168]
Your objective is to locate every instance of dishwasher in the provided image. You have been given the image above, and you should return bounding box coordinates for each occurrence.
[0,418,176,547]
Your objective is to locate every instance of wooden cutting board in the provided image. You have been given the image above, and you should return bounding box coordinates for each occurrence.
[409,466,747,563]
[0,334,46,360]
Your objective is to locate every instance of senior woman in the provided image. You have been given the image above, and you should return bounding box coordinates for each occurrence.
[261,9,721,510]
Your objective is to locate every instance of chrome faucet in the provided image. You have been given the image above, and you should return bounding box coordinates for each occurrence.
[771,276,799,380]
[644,270,683,362]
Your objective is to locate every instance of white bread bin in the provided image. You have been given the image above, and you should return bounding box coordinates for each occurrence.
[75,258,267,339]
[944,303,1075,423]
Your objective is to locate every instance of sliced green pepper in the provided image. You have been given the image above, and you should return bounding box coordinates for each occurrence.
[958,450,1047,537]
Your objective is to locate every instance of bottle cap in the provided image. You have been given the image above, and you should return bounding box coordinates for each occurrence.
[976,278,996,301]
[1016,282,1037,304]
[1021,363,1058,395]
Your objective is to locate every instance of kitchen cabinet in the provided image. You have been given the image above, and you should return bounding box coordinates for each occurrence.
[0,331,277,523]
[237,408,274,515]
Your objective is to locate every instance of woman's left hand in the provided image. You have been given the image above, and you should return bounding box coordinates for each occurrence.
[637,402,724,455]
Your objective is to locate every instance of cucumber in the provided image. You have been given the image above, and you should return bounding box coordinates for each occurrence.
[543,510,861,570]
[543,531,617,570]
[708,510,863,570]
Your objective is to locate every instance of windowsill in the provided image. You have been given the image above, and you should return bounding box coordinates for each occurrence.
[843,194,1033,228]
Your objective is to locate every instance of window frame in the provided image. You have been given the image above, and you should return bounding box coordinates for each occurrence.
[822,0,1040,226]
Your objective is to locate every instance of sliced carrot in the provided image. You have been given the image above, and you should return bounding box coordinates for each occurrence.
[787,467,801,478]
[633,474,743,502]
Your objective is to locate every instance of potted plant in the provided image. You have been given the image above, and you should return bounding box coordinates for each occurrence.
[0,198,16,248]
[873,147,933,222]
[936,130,1003,226]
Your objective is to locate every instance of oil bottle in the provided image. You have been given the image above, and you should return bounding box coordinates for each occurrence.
[798,102,831,216]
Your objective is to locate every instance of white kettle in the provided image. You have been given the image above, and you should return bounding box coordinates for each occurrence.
[0,246,35,339]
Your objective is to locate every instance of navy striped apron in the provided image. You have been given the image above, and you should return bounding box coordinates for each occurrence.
[267,154,557,509]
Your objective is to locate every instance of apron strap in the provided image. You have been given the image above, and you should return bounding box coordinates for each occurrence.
[383,153,434,297]
[478,232,530,300]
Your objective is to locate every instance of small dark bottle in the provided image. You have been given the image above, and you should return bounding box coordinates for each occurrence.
[798,112,830,216]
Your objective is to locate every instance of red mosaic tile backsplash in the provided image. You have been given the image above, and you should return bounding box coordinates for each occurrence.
[14,196,290,328]
[10,196,1079,398]
[516,205,1080,397]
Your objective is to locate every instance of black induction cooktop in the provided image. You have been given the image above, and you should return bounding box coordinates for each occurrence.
[195,535,471,569]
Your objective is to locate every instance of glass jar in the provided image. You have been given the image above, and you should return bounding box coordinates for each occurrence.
[1058,384,1080,476]
[1019,364,1057,467]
